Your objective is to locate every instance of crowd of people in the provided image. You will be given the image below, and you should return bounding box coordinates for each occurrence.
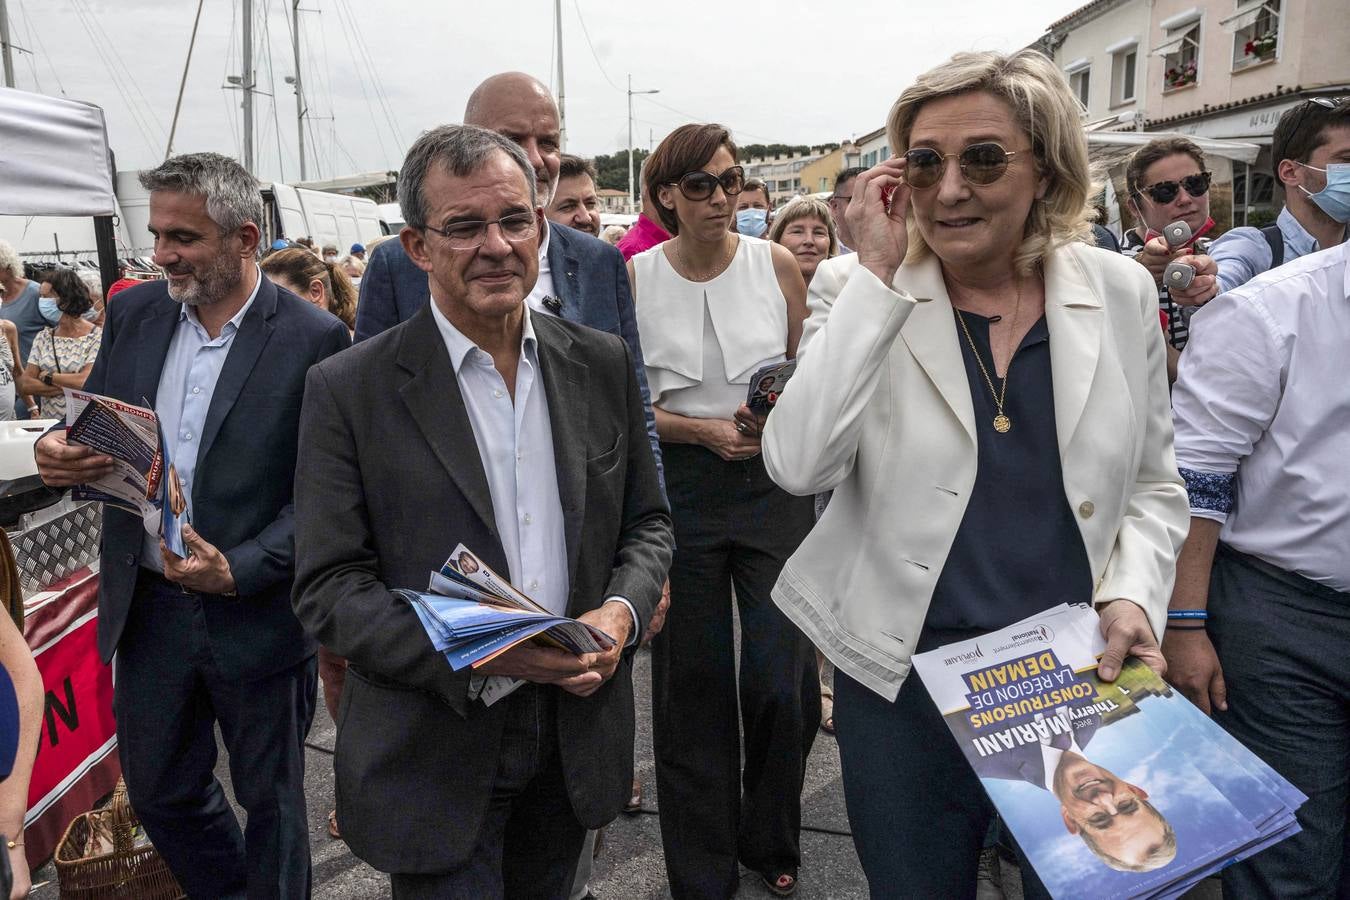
[0,45,1342,900]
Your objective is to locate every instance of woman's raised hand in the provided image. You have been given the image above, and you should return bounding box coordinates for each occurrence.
[846,158,912,286]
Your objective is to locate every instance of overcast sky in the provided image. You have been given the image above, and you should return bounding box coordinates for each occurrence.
[11,0,1086,182]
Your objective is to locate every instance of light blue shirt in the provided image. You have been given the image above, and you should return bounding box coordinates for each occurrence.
[1210,206,1329,294]
[428,299,640,639]
[142,269,261,570]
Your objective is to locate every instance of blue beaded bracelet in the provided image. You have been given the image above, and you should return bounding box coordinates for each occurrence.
[1167,609,1208,620]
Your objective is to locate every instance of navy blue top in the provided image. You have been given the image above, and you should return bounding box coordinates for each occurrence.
[923,311,1093,632]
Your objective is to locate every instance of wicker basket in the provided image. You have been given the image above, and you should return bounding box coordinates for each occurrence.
[54,778,185,899]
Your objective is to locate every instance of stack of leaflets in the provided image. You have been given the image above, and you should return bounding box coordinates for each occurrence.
[912,603,1304,900]
[62,388,188,558]
[397,543,615,673]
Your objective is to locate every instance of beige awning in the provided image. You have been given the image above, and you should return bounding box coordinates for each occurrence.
[1151,33,1196,57]
[1220,1,1276,33]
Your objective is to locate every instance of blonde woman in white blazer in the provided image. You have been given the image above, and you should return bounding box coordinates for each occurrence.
[761,50,1189,898]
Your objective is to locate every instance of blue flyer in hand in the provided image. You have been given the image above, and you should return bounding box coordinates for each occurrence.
[64,389,189,558]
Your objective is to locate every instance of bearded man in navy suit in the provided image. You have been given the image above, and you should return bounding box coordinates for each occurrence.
[35,153,350,898]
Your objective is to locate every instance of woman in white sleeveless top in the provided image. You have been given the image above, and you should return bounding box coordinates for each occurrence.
[628,123,817,900]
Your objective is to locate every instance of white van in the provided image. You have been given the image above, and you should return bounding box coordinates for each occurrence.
[116,171,384,255]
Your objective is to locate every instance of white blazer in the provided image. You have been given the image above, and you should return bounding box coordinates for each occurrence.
[762,241,1189,701]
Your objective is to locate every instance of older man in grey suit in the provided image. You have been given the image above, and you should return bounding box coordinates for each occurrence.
[292,125,671,898]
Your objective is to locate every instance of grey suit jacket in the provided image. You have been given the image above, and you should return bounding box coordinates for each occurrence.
[292,303,672,874]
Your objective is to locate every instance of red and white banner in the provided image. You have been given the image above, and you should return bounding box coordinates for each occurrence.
[21,567,120,869]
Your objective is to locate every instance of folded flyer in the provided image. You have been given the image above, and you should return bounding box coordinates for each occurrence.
[398,544,615,703]
[911,603,1304,900]
[63,389,188,558]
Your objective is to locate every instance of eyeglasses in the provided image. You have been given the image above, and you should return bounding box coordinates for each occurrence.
[1136,172,1212,205]
[829,193,852,203]
[668,166,745,201]
[902,143,1027,189]
[421,212,538,250]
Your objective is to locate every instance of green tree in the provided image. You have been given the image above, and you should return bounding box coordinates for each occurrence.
[592,149,650,196]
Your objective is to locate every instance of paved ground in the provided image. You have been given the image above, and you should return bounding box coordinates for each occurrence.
[29,646,1221,899]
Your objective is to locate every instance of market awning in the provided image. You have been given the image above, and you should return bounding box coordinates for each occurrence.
[1086,131,1262,165]
[0,87,115,217]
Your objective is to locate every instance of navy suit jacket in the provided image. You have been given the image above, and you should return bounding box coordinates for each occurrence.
[81,276,351,680]
[354,223,663,485]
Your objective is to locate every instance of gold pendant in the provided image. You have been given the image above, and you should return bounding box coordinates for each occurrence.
[993,414,1011,433]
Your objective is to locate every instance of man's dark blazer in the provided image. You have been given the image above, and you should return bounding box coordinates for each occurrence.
[292,304,673,874]
[353,223,663,483]
[81,276,350,681]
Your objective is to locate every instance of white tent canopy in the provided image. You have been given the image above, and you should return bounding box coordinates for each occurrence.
[0,87,115,217]
[1086,131,1262,165]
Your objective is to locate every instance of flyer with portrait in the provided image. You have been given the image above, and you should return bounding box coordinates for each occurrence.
[746,359,796,414]
[62,388,189,558]
[912,604,1304,900]
[398,544,618,707]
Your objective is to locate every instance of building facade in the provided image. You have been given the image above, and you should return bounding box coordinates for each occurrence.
[1036,0,1152,130]
[795,143,860,197]
[595,188,629,214]
[1035,0,1350,223]
[744,150,829,200]
[855,127,890,169]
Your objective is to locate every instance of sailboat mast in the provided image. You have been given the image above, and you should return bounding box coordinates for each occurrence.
[554,0,566,151]
[166,0,206,160]
[242,0,254,174]
[292,0,306,180]
[0,0,15,88]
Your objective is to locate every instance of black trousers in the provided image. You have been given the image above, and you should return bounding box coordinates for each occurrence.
[115,571,317,900]
[1209,546,1350,899]
[834,628,1052,900]
[652,443,820,899]
[389,684,586,900]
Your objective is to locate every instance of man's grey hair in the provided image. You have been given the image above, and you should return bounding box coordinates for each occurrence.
[138,152,263,235]
[398,125,537,229]
[0,240,20,278]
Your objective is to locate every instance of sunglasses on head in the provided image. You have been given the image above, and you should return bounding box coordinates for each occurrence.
[1277,96,1349,161]
[902,143,1026,189]
[1136,171,1212,205]
[668,166,745,201]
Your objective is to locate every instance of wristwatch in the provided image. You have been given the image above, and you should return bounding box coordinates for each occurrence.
[41,372,53,386]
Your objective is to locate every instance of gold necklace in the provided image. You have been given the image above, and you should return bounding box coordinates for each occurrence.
[674,235,736,282]
[953,277,1024,434]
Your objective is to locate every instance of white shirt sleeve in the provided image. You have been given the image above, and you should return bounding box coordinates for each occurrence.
[1171,293,1287,523]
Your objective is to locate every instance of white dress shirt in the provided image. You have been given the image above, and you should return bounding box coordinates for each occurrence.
[143,268,261,571]
[429,300,568,614]
[525,220,556,315]
[1172,241,1350,592]
[428,299,641,637]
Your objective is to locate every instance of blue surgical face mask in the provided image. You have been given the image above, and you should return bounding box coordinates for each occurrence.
[736,208,768,237]
[1298,162,1350,224]
[39,296,61,321]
